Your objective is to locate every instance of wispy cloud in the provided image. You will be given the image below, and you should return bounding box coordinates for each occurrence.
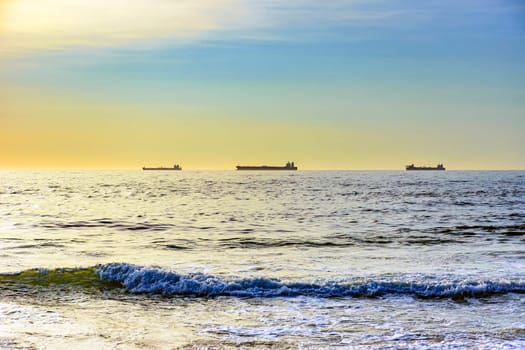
[2,0,519,56]
[0,0,247,55]
[248,0,407,24]
[0,0,417,56]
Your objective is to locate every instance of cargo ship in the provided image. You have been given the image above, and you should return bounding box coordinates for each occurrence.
[236,161,298,171]
[406,163,445,171]
[142,164,182,171]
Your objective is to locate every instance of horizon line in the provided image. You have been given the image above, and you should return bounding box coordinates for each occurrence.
[1,167,524,171]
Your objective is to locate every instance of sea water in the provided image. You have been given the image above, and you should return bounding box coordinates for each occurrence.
[0,170,524,349]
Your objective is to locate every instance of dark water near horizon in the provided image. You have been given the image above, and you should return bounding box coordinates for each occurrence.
[0,170,524,349]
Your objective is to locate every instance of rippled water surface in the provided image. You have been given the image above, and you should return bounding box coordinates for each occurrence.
[1,170,524,349]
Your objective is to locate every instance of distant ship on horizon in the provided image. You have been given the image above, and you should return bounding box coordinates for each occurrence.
[236,161,298,171]
[406,163,445,171]
[142,164,182,171]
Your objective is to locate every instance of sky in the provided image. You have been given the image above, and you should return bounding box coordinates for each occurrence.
[1,0,524,169]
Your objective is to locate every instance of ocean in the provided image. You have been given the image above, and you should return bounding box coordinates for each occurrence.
[0,170,524,349]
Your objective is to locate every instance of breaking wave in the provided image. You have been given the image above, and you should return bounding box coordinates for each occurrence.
[96,263,525,299]
[2,264,524,300]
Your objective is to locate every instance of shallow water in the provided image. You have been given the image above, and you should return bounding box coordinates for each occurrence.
[1,170,524,348]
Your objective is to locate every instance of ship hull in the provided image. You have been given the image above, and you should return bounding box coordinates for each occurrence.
[236,166,297,171]
[406,163,445,171]
[142,167,181,171]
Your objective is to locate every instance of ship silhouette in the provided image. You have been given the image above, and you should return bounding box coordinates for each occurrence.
[236,161,298,171]
[406,163,445,171]
[142,164,182,171]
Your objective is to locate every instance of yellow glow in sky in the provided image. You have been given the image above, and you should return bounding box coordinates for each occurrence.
[2,87,523,170]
